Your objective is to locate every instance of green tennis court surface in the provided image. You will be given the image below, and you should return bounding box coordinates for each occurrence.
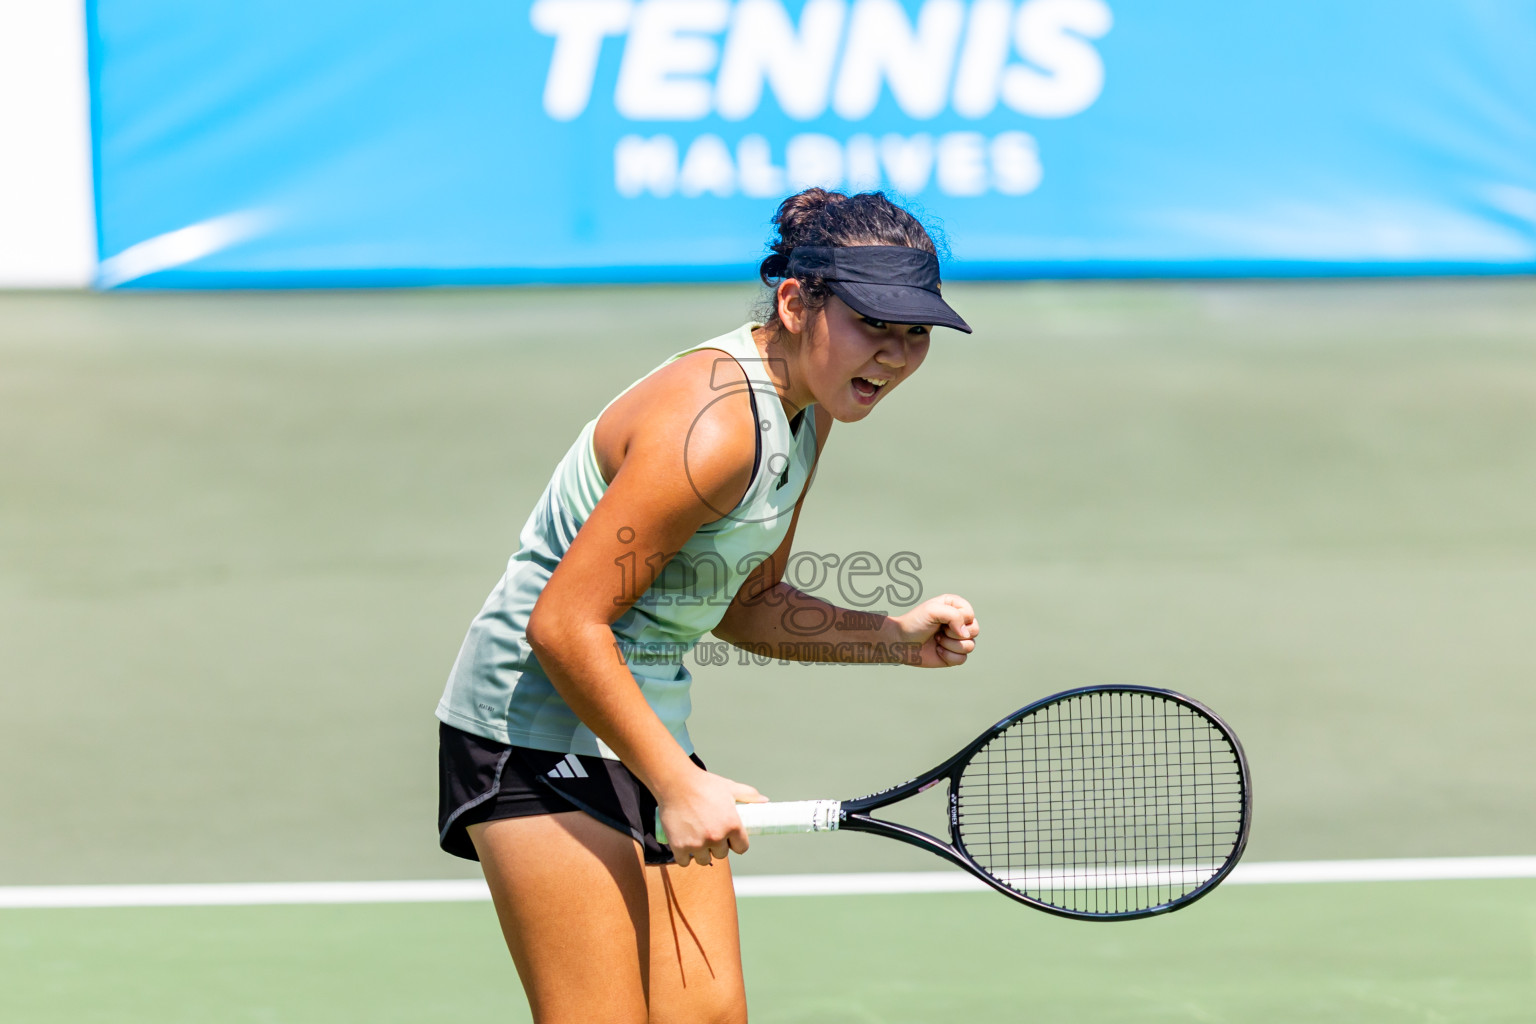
[3,882,1533,1023]
[4,281,1536,1019]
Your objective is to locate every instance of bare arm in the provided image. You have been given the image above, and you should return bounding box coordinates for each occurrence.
[712,408,980,667]
[717,579,980,669]
[525,351,765,866]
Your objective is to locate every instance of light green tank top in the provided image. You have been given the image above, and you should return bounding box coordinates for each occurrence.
[436,323,819,758]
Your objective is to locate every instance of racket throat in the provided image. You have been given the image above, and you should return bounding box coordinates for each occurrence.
[840,812,972,872]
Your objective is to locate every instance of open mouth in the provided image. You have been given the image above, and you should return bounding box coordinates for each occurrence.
[851,375,889,402]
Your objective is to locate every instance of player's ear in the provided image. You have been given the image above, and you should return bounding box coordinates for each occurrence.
[777,278,807,335]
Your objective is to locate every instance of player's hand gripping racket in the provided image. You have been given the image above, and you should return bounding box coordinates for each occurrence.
[663,685,1251,920]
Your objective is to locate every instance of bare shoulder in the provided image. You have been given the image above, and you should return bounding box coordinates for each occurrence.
[593,347,757,513]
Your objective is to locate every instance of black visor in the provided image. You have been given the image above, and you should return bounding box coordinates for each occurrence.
[786,245,971,334]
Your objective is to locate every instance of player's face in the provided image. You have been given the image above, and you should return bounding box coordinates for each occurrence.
[799,294,931,422]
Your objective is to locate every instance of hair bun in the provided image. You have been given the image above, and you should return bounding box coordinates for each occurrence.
[772,188,842,248]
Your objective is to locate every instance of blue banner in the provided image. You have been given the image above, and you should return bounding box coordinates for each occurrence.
[89,1,1536,286]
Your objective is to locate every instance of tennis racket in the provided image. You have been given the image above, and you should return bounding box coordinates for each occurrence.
[665,684,1251,920]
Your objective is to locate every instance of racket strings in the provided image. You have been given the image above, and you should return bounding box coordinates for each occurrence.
[954,691,1245,916]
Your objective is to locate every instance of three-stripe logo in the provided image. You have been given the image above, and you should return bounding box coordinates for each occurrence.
[547,753,588,780]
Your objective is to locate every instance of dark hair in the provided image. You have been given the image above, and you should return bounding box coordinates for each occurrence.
[756,188,944,332]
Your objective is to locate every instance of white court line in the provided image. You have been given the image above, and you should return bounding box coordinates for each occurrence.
[1,857,1533,909]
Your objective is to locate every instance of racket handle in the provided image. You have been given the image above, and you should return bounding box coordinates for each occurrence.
[737,799,843,835]
[655,800,842,844]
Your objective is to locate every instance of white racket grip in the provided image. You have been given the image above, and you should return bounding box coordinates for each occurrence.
[655,800,842,844]
[737,799,843,835]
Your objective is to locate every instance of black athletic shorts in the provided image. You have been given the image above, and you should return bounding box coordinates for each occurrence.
[437,721,705,866]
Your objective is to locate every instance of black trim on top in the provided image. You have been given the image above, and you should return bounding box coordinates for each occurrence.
[745,383,762,484]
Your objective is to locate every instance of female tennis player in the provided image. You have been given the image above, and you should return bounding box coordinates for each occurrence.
[436,188,981,1023]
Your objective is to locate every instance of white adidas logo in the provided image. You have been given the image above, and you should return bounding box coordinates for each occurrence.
[547,753,588,780]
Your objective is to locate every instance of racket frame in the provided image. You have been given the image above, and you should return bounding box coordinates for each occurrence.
[834,684,1253,921]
